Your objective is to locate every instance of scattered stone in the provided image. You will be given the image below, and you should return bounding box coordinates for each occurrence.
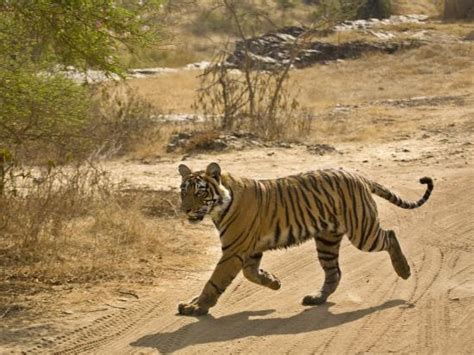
[277,142,292,148]
[167,131,264,153]
[156,113,206,124]
[167,131,338,156]
[334,15,428,32]
[464,31,474,41]
[184,61,211,70]
[307,144,338,156]
[369,30,396,40]
[375,95,467,108]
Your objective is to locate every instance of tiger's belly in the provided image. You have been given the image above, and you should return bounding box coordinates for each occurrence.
[254,224,324,252]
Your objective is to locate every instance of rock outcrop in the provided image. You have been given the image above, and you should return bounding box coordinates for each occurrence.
[225,26,421,70]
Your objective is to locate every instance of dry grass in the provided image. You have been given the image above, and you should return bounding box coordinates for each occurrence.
[127,72,200,113]
[378,21,474,37]
[318,30,377,44]
[0,165,186,286]
[291,42,473,110]
[392,0,441,16]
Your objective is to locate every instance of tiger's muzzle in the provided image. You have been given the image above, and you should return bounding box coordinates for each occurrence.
[184,207,209,224]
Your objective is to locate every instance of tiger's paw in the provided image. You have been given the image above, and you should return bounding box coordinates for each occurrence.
[392,255,411,280]
[260,270,281,290]
[267,277,281,290]
[302,293,327,306]
[388,233,411,280]
[178,302,209,316]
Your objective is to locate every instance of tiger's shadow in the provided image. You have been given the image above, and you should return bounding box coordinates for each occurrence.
[130,299,405,353]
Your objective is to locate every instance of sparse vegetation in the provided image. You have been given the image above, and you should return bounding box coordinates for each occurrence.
[193,0,312,140]
[0,164,181,285]
[196,59,310,140]
[0,1,169,290]
[87,85,163,159]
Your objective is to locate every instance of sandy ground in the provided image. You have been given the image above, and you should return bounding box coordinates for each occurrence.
[2,103,472,353]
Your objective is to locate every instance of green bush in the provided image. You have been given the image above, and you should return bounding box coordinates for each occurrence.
[0,1,163,165]
[0,66,89,164]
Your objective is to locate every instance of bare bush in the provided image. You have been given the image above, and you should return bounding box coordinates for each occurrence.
[86,84,163,159]
[0,163,179,284]
[196,61,310,140]
[194,0,311,141]
[0,163,108,250]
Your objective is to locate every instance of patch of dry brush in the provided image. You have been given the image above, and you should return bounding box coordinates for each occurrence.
[0,165,182,287]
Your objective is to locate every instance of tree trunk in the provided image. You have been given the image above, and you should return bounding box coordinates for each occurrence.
[444,0,474,19]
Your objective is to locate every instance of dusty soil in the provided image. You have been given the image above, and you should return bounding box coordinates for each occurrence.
[1,96,473,353]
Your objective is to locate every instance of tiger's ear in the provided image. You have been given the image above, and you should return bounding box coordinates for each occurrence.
[178,164,192,178]
[205,162,221,181]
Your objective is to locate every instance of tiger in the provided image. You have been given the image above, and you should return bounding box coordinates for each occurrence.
[177,162,433,316]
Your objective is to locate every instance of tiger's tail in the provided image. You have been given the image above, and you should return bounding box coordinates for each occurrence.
[369,177,434,209]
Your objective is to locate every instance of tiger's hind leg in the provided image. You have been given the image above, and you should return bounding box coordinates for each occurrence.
[357,227,410,280]
[243,253,281,290]
[386,230,410,279]
[302,232,343,306]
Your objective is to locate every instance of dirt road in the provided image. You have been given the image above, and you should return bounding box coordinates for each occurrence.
[21,124,473,354]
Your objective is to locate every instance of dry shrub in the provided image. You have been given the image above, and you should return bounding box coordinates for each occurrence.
[0,164,107,249]
[191,0,312,141]
[86,84,163,159]
[186,1,278,37]
[185,130,222,152]
[0,163,180,285]
[392,0,440,16]
[195,53,311,140]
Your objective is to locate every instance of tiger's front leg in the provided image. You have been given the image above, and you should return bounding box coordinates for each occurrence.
[243,253,281,290]
[178,254,243,316]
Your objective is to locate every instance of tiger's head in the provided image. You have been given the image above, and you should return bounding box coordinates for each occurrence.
[178,162,231,224]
